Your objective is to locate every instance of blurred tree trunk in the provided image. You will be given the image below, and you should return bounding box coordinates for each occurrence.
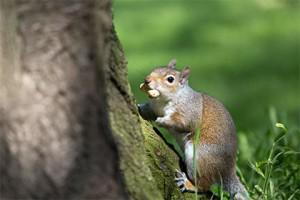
[0,0,198,199]
[0,0,127,199]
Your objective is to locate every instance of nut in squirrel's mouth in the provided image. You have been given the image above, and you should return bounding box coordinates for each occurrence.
[139,82,160,98]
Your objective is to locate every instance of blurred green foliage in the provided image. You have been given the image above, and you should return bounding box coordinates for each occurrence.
[114,0,299,131]
[114,0,300,199]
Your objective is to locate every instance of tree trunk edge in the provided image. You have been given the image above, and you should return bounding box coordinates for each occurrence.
[106,23,203,199]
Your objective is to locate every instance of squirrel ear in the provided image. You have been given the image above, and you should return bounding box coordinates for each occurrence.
[180,66,190,84]
[167,58,176,69]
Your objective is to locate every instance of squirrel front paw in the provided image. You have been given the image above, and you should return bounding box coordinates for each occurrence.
[155,116,172,128]
[137,103,156,121]
[155,117,165,125]
[175,169,196,192]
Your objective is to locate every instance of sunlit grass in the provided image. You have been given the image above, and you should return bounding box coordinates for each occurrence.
[247,122,300,199]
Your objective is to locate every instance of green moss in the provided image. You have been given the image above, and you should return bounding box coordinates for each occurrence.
[142,120,208,199]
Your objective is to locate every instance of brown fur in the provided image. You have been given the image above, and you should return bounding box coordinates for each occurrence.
[200,94,236,145]
[193,94,237,191]
[171,111,184,126]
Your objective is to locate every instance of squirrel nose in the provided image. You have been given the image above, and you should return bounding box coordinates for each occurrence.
[144,77,151,84]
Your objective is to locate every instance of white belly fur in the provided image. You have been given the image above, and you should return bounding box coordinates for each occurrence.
[184,139,197,181]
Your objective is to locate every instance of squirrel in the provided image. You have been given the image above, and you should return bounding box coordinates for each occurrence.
[138,59,248,200]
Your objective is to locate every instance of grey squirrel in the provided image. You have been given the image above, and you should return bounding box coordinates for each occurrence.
[138,59,248,200]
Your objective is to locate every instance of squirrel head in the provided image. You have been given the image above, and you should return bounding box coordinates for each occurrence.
[140,59,191,100]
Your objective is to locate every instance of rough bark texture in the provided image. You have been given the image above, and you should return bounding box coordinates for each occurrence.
[0,0,125,199]
[0,0,203,199]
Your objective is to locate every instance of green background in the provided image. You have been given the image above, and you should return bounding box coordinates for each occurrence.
[114,0,299,131]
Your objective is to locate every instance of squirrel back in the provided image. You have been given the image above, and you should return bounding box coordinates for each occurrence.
[201,94,237,153]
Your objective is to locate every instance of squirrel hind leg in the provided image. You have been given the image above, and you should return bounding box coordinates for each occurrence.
[233,192,249,200]
[174,169,197,192]
[224,174,249,200]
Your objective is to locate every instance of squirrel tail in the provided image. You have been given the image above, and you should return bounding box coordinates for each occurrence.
[224,174,249,200]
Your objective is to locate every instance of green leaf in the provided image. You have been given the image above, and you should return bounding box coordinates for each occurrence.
[269,179,274,198]
[250,162,265,179]
[256,160,268,168]
[254,185,263,194]
[274,131,287,144]
[287,189,300,200]
[210,184,220,196]
[272,151,284,163]
[275,123,287,131]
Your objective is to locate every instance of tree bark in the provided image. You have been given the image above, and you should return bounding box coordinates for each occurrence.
[0,0,199,199]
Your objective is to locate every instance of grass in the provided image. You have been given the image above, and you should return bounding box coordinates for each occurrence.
[113,0,300,199]
[193,128,201,199]
[208,120,300,200]
[239,109,300,200]
[222,119,299,200]
[246,121,300,200]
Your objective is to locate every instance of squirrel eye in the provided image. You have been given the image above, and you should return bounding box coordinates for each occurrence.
[167,76,175,83]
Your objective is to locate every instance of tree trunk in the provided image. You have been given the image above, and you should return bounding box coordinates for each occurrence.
[0,0,198,199]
